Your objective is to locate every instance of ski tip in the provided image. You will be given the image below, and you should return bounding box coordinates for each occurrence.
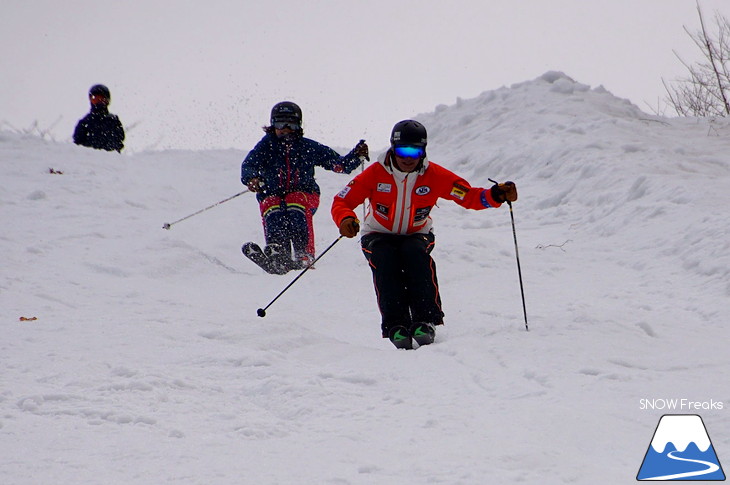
[257,308,266,318]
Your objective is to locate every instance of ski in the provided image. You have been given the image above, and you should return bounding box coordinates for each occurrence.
[388,326,413,350]
[241,242,291,275]
[411,323,436,346]
[387,323,436,350]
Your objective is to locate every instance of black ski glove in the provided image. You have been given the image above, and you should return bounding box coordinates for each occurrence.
[354,140,369,161]
[490,181,518,203]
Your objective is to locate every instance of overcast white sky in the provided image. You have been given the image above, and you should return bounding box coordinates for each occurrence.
[2,0,730,152]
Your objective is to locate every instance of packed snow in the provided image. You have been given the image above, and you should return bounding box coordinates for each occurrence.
[1,72,728,484]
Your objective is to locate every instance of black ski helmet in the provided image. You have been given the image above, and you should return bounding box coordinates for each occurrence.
[390,120,427,148]
[270,101,302,125]
[89,84,111,99]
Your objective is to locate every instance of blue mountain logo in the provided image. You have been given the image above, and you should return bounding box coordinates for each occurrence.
[637,414,725,481]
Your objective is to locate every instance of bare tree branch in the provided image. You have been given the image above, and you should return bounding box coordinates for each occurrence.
[664,2,730,117]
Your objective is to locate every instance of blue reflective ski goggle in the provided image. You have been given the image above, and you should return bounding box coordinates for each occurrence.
[393,145,425,158]
[273,121,301,130]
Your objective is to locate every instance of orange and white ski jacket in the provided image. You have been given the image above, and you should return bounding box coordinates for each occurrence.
[331,154,502,236]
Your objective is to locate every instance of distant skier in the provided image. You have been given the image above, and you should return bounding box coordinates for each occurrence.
[241,101,368,273]
[331,120,518,349]
[73,84,125,152]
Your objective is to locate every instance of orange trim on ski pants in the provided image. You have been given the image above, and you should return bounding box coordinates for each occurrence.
[360,232,444,337]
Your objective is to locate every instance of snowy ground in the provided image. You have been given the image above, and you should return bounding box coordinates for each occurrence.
[1,72,729,484]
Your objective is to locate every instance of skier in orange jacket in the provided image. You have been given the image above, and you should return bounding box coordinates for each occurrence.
[331,120,517,349]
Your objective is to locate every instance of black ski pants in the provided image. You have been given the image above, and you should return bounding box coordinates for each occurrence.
[360,232,444,337]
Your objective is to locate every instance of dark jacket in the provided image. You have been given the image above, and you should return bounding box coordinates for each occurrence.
[73,106,125,152]
[241,132,362,202]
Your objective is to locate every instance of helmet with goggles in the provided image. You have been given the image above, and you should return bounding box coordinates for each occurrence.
[88,84,111,105]
[390,120,427,158]
[270,101,302,130]
[89,84,111,98]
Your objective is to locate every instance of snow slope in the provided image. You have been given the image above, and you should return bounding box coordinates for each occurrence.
[1,72,728,484]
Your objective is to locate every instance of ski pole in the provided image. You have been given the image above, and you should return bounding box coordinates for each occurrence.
[257,235,344,317]
[507,200,529,331]
[162,189,250,230]
[490,178,528,331]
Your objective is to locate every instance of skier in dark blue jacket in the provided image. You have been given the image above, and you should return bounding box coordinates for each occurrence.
[73,84,125,152]
[241,101,368,272]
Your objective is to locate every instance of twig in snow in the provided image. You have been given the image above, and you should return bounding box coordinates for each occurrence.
[536,240,572,252]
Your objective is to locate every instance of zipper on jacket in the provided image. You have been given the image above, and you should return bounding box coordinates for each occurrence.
[395,173,410,233]
[285,145,291,191]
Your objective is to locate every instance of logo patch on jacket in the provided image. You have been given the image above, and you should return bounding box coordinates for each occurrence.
[377,183,392,193]
[375,203,390,218]
[415,185,430,196]
[414,207,431,225]
[450,183,469,201]
[336,186,351,198]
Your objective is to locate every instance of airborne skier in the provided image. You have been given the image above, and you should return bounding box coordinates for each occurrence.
[241,101,368,274]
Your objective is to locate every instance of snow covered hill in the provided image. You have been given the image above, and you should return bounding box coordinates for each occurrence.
[1,72,728,484]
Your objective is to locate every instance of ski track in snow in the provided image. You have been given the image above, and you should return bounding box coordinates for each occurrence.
[1,72,729,484]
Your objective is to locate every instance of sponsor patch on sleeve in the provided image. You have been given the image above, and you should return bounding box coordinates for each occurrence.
[450,183,468,201]
[336,186,352,198]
